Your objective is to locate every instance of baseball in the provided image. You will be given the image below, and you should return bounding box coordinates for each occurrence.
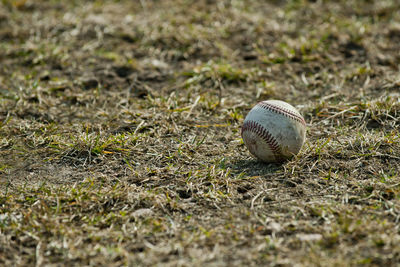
[241,100,306,163]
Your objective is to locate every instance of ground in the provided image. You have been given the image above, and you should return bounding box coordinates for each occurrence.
[1,0,400,266]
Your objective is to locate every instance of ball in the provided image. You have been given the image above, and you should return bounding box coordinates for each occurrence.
[241,100,306,163]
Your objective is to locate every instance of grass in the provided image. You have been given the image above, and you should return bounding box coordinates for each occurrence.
[1,0,400,266]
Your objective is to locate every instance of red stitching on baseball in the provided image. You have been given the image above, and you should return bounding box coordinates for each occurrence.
[258,102,306,126]
[241,120,281,156]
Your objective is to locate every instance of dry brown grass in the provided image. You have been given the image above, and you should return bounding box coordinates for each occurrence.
[1,0,400,266]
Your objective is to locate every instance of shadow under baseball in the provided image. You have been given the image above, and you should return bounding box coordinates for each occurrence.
[227,158,284,178]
